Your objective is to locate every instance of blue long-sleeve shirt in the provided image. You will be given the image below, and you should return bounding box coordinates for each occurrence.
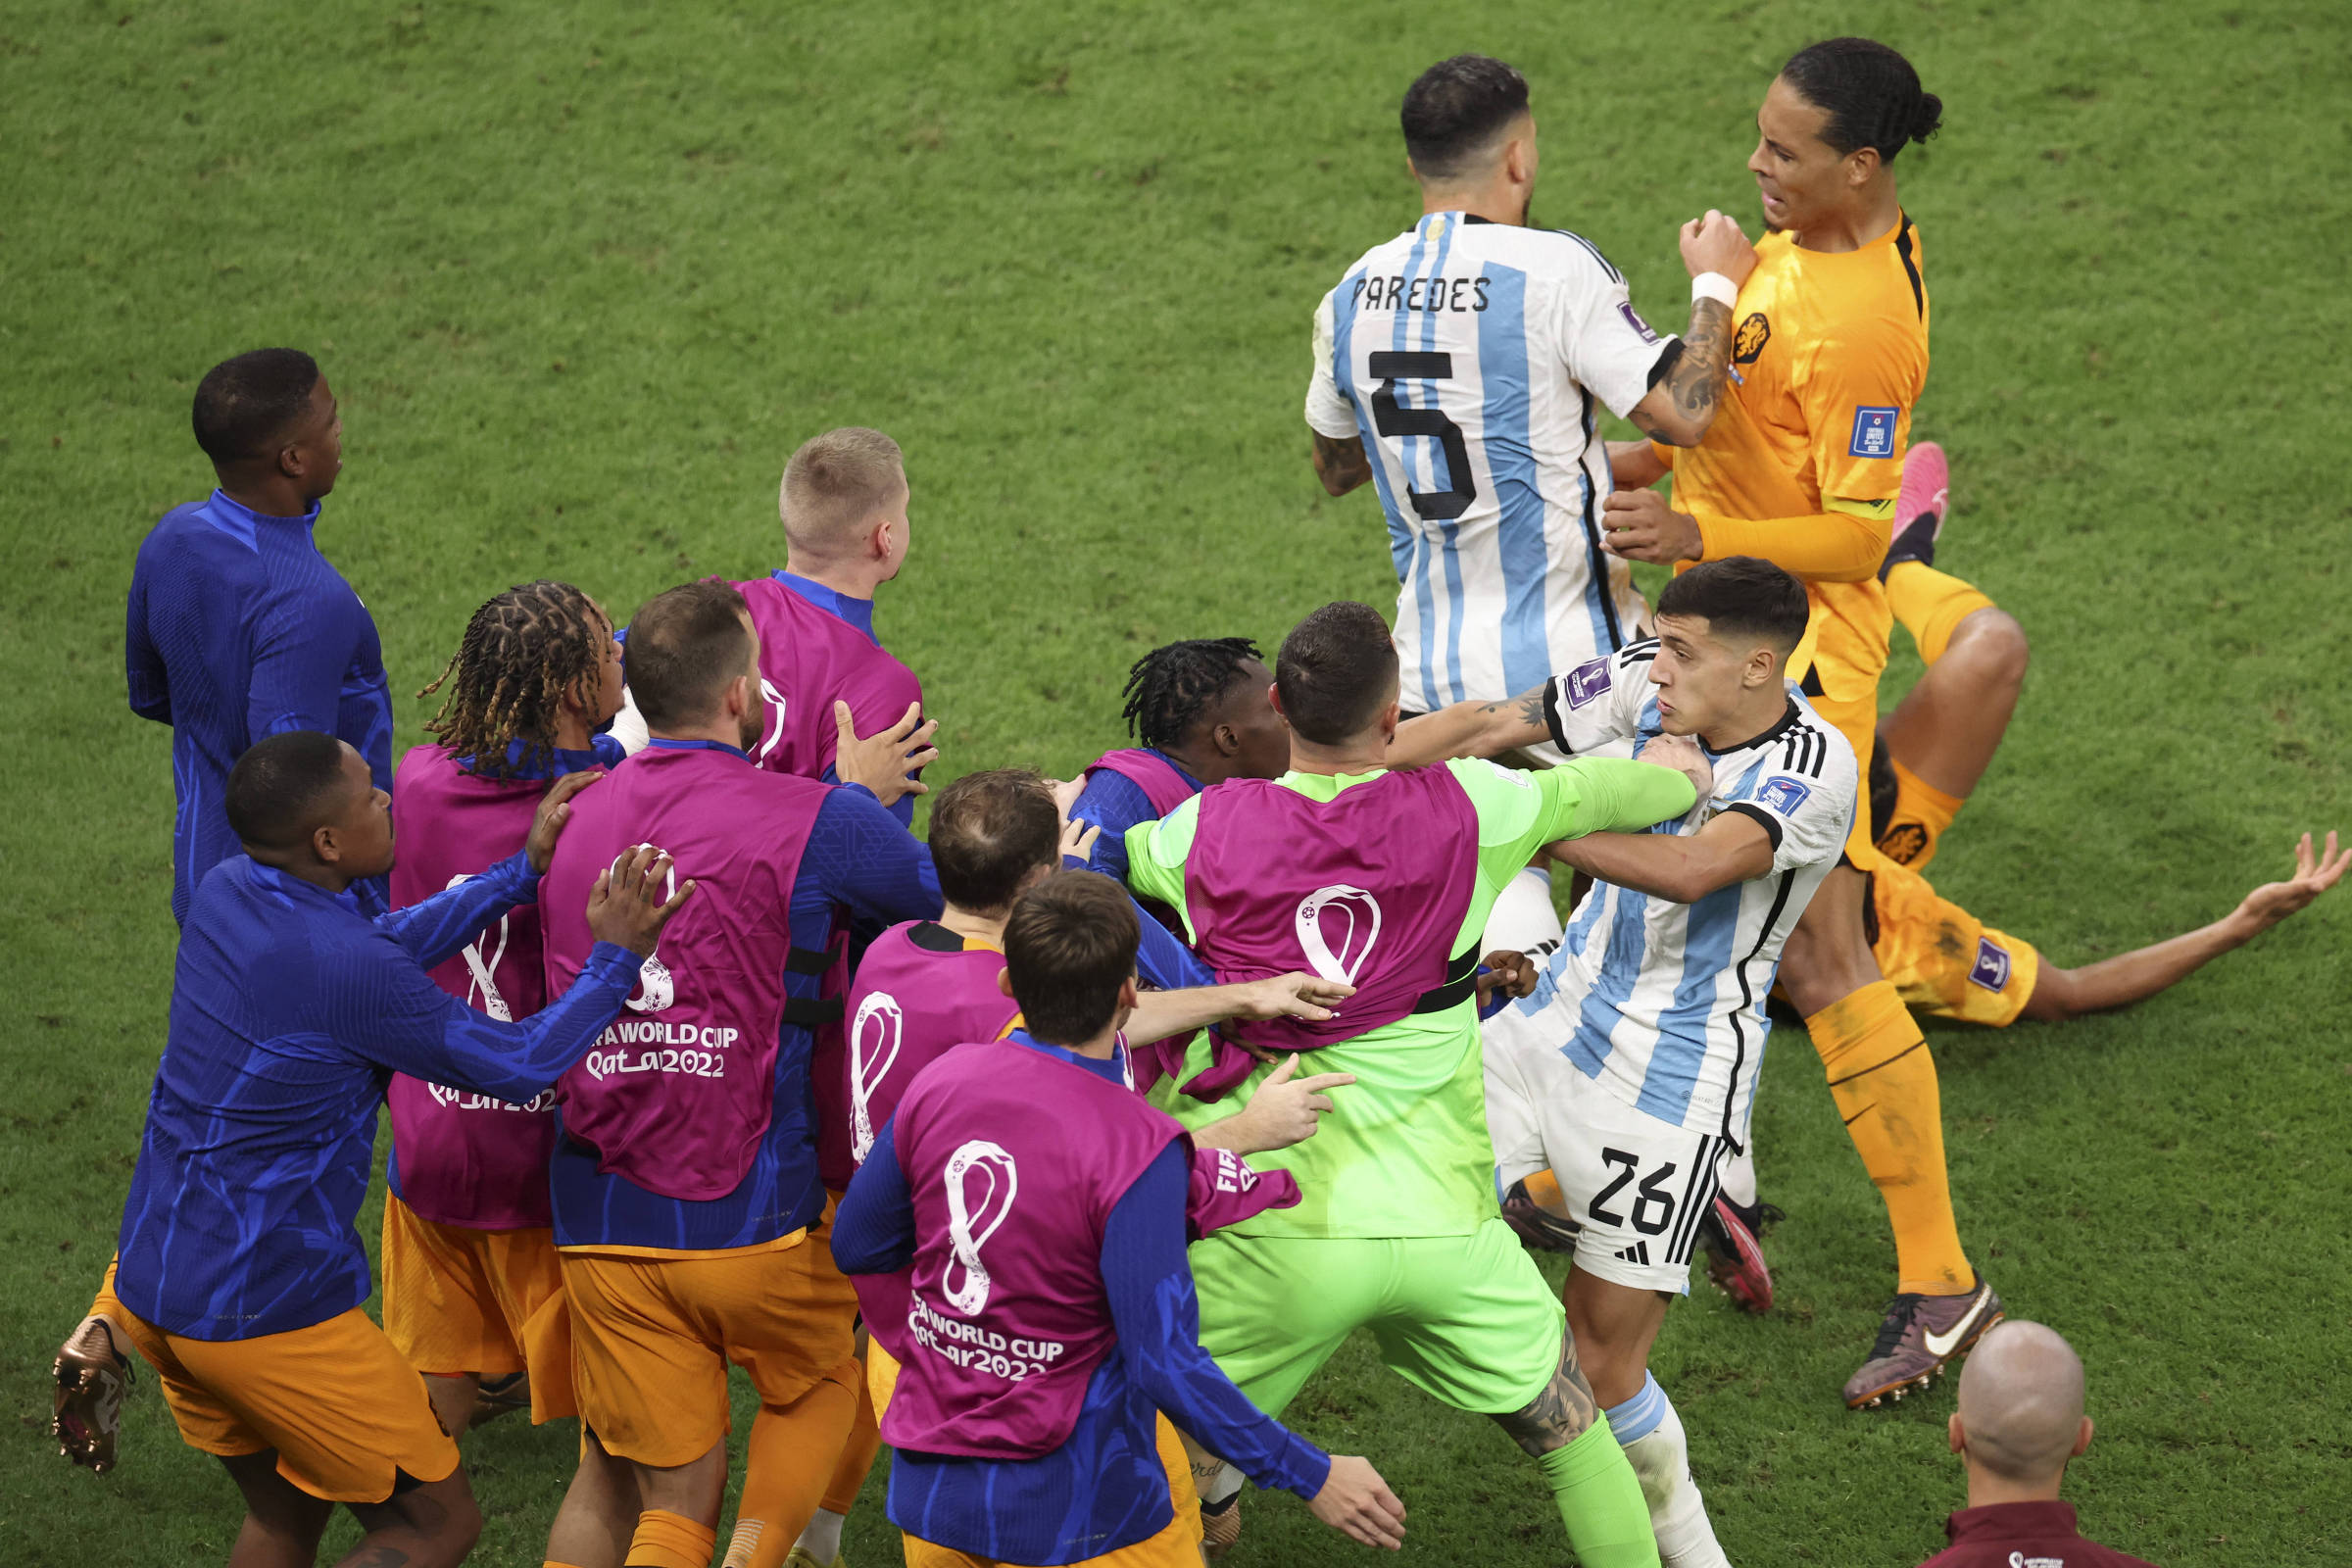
[125,490,394,924]
[114,852,643,1341]
[1072,749,1201,884]
[834,1033,1329,1564]
[548,773,943,1250]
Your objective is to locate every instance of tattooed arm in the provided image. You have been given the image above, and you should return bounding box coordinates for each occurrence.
[1623,298,1733,447]
[1387,683,1552,769]
[1622,209,1754,447]
[1309,428,1374,497]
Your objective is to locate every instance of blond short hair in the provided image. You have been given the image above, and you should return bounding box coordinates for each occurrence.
[779,427,905,556]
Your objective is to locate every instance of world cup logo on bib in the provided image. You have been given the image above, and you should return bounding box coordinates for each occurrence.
[848,992,905,1163]
[443,873,514,1021]
[942,1139,1019,1316]
[615,845,678,1013]
[1296,884,1383,985]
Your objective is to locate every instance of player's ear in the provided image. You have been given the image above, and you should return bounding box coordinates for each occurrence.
[997,970,1015,999]
[1265,682,1289,720]
[2074,1416,2094,1457]
[311,819,341,865]
[1946,1412,1965,1456]
[1847,145,1880,189]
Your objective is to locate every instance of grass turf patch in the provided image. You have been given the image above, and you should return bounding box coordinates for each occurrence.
[3,1,2346,1562]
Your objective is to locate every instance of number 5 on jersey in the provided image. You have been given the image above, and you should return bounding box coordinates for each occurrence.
[1369,351,1476,520]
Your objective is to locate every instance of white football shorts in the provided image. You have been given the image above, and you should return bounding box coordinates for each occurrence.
[1484,1004,1730,1295]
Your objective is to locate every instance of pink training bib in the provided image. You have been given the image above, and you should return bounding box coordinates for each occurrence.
[541,744,826,1201]
[384,744,567,1230]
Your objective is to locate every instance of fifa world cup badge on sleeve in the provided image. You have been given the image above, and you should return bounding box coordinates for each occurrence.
[1849,406,1900,458]
[1756,776,1812,814]
[1968,937,2013,993]
[1617,302,1661,344]
[1566,657,1611,709]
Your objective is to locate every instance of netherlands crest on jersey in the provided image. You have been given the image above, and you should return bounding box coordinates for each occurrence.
[1756,775,1811,814]
[1566,657,1611,709]
[1849,406,1899,458]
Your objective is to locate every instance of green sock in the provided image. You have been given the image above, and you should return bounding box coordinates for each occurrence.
[1537,1420,1661,1568]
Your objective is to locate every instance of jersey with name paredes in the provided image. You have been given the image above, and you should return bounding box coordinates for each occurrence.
[1516,639,1858,1142]
[1305,213,1670,719]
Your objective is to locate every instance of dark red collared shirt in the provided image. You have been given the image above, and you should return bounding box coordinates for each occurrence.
[1920,1500,2163,1567]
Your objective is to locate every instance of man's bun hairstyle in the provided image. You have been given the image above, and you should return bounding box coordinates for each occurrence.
[226,730,354,851]
[1780,37,1941,163]
[1655,556,1812,656]
[192,348,321,466]
[1399,54,1532,182]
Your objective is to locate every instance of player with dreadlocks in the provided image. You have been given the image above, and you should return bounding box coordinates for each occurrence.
[379,578,645,1565]
[1072,637,1290,890]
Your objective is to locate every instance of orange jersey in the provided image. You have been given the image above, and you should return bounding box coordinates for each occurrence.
[1664,213,1931,710]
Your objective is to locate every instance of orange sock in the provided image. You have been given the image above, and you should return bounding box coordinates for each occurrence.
[1886,562,1998,666]
[1881,758,1966,871]
[721,1367,859,1568]
[819,1348,881,1515]
[626,1509,717,1568]
[1805,981,1974,1297]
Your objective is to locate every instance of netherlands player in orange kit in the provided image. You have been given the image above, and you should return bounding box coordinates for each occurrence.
[1597,38,1997,1407]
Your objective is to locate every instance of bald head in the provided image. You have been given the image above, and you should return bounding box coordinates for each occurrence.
[1954,1321,2090,1485]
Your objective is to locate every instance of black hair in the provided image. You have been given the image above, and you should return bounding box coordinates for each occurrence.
[1275,602,1397,745]
[623,579,753,730]
[1121,637,1263,752]
[419,580,611,781]
[1004,871,1140,1046]
[1779,38,1941,164]
[192,348,321,466]
[930,768,1061,913]
[1654,557,1812,654]
[1400,55,1531,181]
[226,730,354,851]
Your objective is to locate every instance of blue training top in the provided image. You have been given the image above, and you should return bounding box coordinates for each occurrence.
[546,752,944,1251]
[1073,748,1202,884]
[114,852,643,1341]
[125,490,394,924]
[834,1031,1329,1565]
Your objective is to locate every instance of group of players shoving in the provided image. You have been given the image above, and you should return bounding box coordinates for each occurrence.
[50,33,2345,1568]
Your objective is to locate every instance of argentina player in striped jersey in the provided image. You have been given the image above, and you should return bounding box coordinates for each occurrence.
[1386,558,1852,1568]
[1303,54,1754,759]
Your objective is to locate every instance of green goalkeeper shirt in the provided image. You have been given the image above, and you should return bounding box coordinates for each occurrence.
[1124,756,1696,1241]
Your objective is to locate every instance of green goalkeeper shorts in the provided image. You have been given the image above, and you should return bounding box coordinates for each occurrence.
[1187,1217,1564,1419]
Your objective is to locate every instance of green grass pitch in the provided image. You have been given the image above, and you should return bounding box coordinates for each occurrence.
[4,1,2347,1562]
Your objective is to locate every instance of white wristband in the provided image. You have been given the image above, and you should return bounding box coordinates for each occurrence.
[1691,272,1739,309]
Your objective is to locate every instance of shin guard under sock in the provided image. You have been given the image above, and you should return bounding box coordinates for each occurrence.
[1537,1419,1662,1568]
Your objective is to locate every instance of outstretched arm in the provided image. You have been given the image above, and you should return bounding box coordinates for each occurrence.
[1389,684,1552,768]
[1545,810,1775,905]
[2024,831,2348,1021]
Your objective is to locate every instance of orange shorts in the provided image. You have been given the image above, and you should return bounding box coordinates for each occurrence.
[898,1413,1204,1568]
[1870,856,2039,1027]
[102,1278,457,1503]
[561,1229,858,1468]
[379,1194,573,1421]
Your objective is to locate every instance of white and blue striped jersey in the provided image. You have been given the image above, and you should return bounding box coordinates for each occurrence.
[1305,212,1671,724]
[1502,639,1859,1140]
